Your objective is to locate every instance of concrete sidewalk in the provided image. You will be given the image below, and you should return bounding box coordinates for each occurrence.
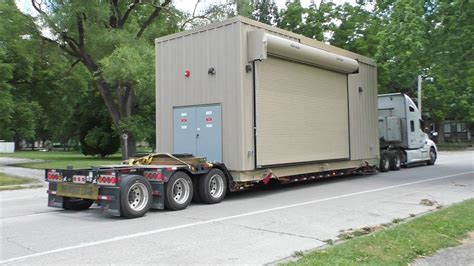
[0,157,46,187]
[412,232,474,266]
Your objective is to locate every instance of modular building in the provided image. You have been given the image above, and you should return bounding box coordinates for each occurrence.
[155,16,379,182]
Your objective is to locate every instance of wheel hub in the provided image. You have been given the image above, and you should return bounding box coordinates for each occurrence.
[127,183,148,212]
[208,174,224,199]
[172,178,190,204]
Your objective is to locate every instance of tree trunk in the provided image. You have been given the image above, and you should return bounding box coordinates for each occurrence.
[121,135,137,160]
[14,137,21,151]
[93,80,137,160]
[437,121,445,143]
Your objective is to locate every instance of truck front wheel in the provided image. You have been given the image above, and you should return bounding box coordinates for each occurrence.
[427,147,437,165]
[199,169,227,204]
[63,197,94,211]
[389,151,401,171]
[165,171,193,210]
[379,151,390,172]
[120,175,153,218]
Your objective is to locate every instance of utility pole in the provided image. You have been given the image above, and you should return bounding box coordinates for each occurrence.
[417,75,422,112]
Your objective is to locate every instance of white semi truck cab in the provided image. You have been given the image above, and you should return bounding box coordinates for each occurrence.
[377,93,437,171]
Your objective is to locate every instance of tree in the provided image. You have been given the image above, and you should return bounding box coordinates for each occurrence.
[236,0,254,18]
[374,0,429,94]
[76,92,120,158]
[31,0,182,159]
[278,0,305,34]
[330,2,380,57]
[0,1,93,149]
[303,1,336,42]
[422,0,474,141]
[0,1,46,147]
[253,0,279,25]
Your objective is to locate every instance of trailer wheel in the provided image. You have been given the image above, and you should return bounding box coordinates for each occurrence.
[165,171,193,211]
[63,198,94,211]
[120,175,153,218]
[427,147,437,165]
[199,169,227,204]
[379,151,390,172]
[389,151,401,171]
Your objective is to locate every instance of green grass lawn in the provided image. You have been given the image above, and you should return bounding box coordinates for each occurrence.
[0,151,122,169]
[0,173,38,190]
[288,199,474,265]
[436,142,473,151]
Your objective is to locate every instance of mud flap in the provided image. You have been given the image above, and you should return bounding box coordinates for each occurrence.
[97,187,121,217]
[47,183,64,208]
[151,182,165,210]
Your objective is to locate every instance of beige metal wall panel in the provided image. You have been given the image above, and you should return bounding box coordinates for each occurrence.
[255,56,350,166]
[155,16,378,173]
[348,62,380,160]
[240,23,302,171]
[156,22,246,171]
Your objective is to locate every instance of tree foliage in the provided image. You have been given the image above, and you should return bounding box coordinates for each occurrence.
[2,0,472,150]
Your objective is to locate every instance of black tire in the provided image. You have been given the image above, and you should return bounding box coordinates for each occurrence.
[192,176,203,203]
[427,147,437,165]
[120,175,153,218]
[379,151,390,172]
[389,151,401,171]
[164,171,193,211]
[63,197,94,211]
[199,169,227,204]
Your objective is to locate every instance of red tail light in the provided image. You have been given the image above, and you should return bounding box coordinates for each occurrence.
[97,173,116,186]
[144,170,163,181]
[47,170,63,182]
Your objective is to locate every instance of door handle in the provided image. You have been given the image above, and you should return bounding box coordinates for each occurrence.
[196,133,200,138]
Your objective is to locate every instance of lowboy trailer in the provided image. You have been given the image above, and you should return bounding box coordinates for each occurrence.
[45,17,433,218]
[46,153,371,218]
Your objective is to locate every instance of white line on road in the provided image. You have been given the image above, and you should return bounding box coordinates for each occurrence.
[1,171,472,264]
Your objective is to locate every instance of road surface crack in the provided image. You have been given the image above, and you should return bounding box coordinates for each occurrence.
[229,223,324,242]
[5,237,38,253]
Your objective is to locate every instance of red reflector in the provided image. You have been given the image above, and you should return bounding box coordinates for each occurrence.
[206,117,213,122]
[110,177,116,184]
[180,118,188,122]
[156,173,163,180]
[106,177,111,183]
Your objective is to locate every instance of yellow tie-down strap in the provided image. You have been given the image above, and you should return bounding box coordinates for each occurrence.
[125,153,191,168]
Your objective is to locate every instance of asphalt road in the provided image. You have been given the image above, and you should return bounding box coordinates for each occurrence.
[0,151,473,264]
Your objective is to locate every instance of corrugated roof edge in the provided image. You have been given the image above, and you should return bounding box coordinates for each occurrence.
[154,16,376,66]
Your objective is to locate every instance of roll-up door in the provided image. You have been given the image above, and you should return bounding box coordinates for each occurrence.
[255,56,350,167]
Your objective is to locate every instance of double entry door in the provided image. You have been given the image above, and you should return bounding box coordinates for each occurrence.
[173,104,222,162]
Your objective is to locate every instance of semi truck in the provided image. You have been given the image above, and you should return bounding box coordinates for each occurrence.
[44,17,436,218]
[377,93,437,172]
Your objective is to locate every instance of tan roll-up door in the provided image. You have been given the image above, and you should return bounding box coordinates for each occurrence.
[255,56,350,167]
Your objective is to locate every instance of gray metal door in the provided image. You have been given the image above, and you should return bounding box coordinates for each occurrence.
[173,107,197,155]
[173,105,222,162]
[196,105,222,162]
